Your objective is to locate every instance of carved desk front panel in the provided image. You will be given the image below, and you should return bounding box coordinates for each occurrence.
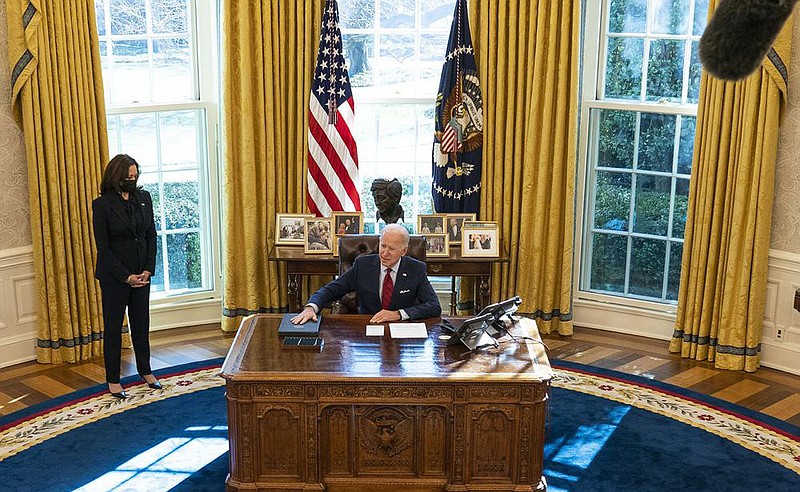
[221,315,552,492]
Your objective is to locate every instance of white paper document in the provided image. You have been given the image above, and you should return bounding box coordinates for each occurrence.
[366,325,384,336]
[389,323,428,338]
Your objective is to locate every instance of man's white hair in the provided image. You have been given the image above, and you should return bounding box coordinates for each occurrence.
[381,223,410,247]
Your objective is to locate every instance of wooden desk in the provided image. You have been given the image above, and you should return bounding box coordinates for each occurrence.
[221,314,552,492]
[269,245,509,314]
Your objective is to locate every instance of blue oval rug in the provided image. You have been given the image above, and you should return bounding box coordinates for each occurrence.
[0,359,797,491]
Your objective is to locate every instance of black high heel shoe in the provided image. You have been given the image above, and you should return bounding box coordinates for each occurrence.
[108,384,127,399]
[141,375,162,390]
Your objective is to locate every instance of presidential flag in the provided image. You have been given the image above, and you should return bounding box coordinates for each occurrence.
[432,0,483,214]
[308,0,361,216]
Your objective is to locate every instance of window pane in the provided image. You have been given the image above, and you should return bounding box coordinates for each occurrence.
[594,171,631,231]
[377,105,416,163]
[687,41,702,103]
[608,0,647,33]
[118,113,158,171]
[167,232,202,290]
[379,34,416,87]
[153,38,193,102]
[420,33,448,61]
[107,115,119,155]
[598,109,635,169]
[95,0,106,36]
[646,39,684,102]
[142,178,161,232]
[667,241,683,300]
[380,0,414,28]
[152,0,189,34]
[672,178,689,238]
[340,0,375,29]
[605,37,643,100]
[638,113,675,172]
[163,170,200,230]
[159,110,200,169]
[652,0,689,35]
[677,116,695,175]
[416,106,435,161]
[344,34,375,88]
[590,233,627,293]
[420,0,453,28]
[110,0,146,35]
[152,242,164,292]
[111,39,151,105]
[633,174,671,236]
[629,237,666,297]
[693,0,710,35]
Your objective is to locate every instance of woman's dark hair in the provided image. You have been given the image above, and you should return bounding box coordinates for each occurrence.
[100,154,141,195]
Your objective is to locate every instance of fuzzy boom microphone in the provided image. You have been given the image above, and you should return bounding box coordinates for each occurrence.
[699,0,798,81]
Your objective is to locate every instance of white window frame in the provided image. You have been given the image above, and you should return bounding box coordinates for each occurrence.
[574,0,701,315]
[99,0,222,308]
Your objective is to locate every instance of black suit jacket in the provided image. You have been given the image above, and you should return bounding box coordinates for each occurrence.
[92,190,157,284]
[308,254,441,320]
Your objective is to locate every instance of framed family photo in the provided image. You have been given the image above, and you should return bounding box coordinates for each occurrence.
[332,211,364,235]
[445,213,476,244]
[275,213,313,245]
[425,234,449,258]
[417,214,446,235]
[304,217,334,254]
[462,221,499,257]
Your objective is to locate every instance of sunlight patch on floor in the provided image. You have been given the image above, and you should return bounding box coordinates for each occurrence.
[543,404,632,489]
[72,427,228,492]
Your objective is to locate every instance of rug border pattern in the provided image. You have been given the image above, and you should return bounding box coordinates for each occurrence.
[0,365,798,475]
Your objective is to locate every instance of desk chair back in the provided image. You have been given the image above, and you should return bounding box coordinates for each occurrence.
[335,234,427,314]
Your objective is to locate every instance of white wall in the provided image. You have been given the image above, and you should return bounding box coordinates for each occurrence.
[0,247,222,368]
[574,249,800,375]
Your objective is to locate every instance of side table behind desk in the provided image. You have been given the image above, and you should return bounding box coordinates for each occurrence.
[269,245,508,315]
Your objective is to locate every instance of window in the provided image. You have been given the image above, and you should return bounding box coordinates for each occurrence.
[579,0,708,303]
[339,0,454,231]
[95,0,219,299]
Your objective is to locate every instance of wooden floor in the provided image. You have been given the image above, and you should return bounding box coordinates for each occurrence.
[1,322,799,428]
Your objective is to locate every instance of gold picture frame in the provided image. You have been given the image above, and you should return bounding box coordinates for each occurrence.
[444,213,476,244]
[425,234,449,258]
[461,221,499,258]
[332,211,364,235]
[417,214,447,235]
[304,217,334,254]
[275,213,314,245]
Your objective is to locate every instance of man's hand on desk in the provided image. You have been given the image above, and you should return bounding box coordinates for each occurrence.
[369,309,401,324]
[291,306,317,324]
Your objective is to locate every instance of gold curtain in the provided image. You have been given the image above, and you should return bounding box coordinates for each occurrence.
[5,0,108,362]
[670,7,792,372]
[469,0,580,334]
[220,1,322,332]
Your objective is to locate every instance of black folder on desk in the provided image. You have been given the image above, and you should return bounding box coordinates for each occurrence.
[278,313,322,336]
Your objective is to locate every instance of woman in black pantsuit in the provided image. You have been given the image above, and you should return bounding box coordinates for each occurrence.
[92,154,161,398]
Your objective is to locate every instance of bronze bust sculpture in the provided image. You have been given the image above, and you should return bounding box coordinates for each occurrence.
[370,178,404,224]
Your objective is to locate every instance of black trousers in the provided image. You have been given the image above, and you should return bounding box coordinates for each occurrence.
[100,280,152,383]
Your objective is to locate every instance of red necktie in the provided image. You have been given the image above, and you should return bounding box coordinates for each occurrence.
[381,268,394,309]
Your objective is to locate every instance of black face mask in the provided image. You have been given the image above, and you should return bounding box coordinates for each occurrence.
[120,179,137,193]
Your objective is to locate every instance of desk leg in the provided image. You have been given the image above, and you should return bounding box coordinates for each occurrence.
[477,275,490,312]
[288,274,301,312]
[450,276,457,316]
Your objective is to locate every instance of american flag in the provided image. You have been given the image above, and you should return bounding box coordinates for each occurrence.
[307,0,361,216]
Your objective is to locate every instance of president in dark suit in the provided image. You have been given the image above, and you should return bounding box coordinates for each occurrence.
[92,154,161,398]
[291,224,441,324]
